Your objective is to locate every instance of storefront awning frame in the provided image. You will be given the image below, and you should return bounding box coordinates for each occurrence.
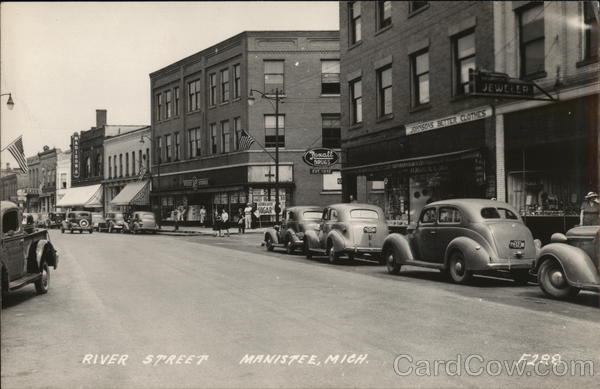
[55,184,103,208]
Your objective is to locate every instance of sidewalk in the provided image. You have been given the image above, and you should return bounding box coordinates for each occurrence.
[156,225,268,236]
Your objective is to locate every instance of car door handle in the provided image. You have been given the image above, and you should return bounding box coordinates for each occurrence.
[429,231,437,234]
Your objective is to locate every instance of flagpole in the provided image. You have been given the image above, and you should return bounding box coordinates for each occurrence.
[244,130,276,162]
[1,136,20,152]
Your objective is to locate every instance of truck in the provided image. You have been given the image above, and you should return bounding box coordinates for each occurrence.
[1,201,59,307]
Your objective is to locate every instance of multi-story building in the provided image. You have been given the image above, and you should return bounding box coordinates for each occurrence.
[24,154,41,212]
[55,149,71,211]
[150,31,341,224]
[0,163,25,204]
[37,146,59,213]
[339,1,496,227]
[103,125,151,212]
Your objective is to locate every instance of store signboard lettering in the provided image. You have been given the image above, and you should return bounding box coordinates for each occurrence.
[469,70,535,99]
[303,148,339,174]
[405,106,492,136]
[183,176,209,189]
[71,133,80,179]
[257,201,285,216]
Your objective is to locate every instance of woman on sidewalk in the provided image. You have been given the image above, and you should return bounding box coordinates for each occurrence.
[213,209,222,237]
[221,208,230,237]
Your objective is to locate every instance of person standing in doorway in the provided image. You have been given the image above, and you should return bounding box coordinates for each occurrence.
[173,206,180,231]
[580,192,599,226]
[199,205,207,226]
[221,208,230,237]
[244,203,253,230]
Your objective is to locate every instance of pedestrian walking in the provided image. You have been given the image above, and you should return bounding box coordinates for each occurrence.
[580,192,599,226]
[213,209,222,237]
[237,207,245,234]
[244,203,253,230]
[199,205,207,226]
[173,206,180,231]
[221,208,230,237]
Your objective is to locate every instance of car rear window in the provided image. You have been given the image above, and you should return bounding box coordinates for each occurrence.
[114,214,124,220]
[303,211,322,220]
[140,214,155,220]
[481,207,518,220]
[79,213,90,217]
[350,209,379,220]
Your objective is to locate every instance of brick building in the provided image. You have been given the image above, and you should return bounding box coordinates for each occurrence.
[150,31,341,224]
[339,1,496,227]
[0,164,25,204]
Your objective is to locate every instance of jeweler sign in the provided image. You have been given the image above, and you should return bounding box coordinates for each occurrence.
[303,148,339,174]
[405,106,492,136]
[469,70,535,99]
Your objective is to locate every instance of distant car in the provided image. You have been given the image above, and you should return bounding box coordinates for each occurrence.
[36,213,48,228]
[61,211,94,234]
[45,212,65,229]
[304,203,388,263]
[533,225,600,299]
[91,212,106,231]
[381,199,539,284]
[105,212,127,233]
[129,211,158,234]
[264,206,323,254]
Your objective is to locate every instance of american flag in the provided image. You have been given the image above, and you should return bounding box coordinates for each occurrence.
[238,129,255,151]
[5,136,28,173]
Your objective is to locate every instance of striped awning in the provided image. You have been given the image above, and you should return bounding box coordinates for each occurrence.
[55,184,103,208]
[110,180,149,206]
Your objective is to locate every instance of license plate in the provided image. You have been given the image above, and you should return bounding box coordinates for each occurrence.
[509,240,525,249]
[363,226,376,233]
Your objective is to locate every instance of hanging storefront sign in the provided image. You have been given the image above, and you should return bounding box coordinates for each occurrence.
[303,148,340,174]
[468,70,555,101]
[405,106,492,136]
[71,133,80,179]
[183,176,209,189]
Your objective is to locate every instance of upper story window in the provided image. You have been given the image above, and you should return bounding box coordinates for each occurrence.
[377,65,393,116]
[155,137,162,164]
[165,90,172,119]
[221,120,230,153]
[234,117,242,150]
[322,114,341,149]
[220,69,230,103]
[188,79,200,112]
[165,134,172,162]
[453,31,476,95]
[155,93,162,121]
[349,2,362,44]
[233,64,241,99]
[350,78,362,124]
[95,154,102,177]
[60,173,67,188]
[209,73,217,106]
[138,150,143,171]
[518,4,545,78]
[125,153,129,176]
[264,114,285,148]
[108,157,112,179]
[174,132,181,161]
[411,50,430,106]
[321,60,340,95]
[210,123,218,154]
[188,128,201,158]
[174,87,180,116]
[409,1,428,14]
[131,151,136,175]
[377,1,392,29]
[264,60,284,94]
[583,1,599,61]
[113,155,117,178]
[118,154,122,177]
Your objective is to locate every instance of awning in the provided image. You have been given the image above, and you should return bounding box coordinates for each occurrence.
[56,184,103,208]
[110,180,149,206]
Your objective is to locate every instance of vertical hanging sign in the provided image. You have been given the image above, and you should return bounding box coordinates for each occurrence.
[71,133,80,179]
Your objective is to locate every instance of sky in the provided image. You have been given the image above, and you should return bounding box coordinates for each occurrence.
[0,1,339,167]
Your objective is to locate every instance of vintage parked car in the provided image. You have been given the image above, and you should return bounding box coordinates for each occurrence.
[91,212,106,232]
[61,211,94,234]
[1,201,59,306]
[533,225,600,299]
[44,212,65,229]
[105,212,128,233]
[264,206,323,254]
[304,203,388,263]
[129,211,158,234]
[382,199,539,284]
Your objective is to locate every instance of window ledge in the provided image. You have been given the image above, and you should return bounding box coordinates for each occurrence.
[186,110,201,116]
[576,57,599,68]
[408,4,430,19]
[375,24,392,37]
[348,40,363,51]
[208,105,217,110]
[320,94,341,98]
[409,103,432,114]
[219,101,229,106]
[321,191,342,195]
[233,97,242,102]
[348,123,363,131]
[521,71,547,81]
[376,114,394,123]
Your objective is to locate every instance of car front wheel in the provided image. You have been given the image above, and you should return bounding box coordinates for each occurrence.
[538,259,580,299]
[285,239,294,255]
[34,262,49,294]
[384,248,401,275]
[449,251,472,284]
[265,236,274,251]
[327,244,338,264]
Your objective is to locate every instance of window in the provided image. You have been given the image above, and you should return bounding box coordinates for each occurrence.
[454,31,476,95]
[350,209,379,220]
[350,1,362,44]
[95,154,102,176]
[108,157,112,178]
[2,210,18,233]
[131,151,136,175]
[264,114,285,148]
[221,121,230,153]
[419,207,436,224]
[174,132,181,161]
[264,60,284,94]
[188,80,201,111]
[165,134,172,162]
[209,74,217,106]
[322,114,341,148]
[210,124,218,154]
[188,128,201,157]
[118,154,123,177]
[156,137,162,164]
[174,87,180,116]
[233,64,241,99]
[350,78,362,124]
[583,1,599,61]
[138,150,143,171]
[438,207,462,224]
[412,50,429,106]
[155,93,162,121]
[60,173,67,189]
[377,65,393,116]
[519,4,545,78]
[323,171,342,191]
[85,157,91,178]
[165,90,172,119]
[233,117,242,150]
[410,1,428,13]
[498,208,518,220]
[125,153,129,176]
[377,0,392,29]
[113,156,117,178]
[321,60,340,95]
[220,69,229,103]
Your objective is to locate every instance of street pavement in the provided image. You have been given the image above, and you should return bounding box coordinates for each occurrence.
[1,229,599,388]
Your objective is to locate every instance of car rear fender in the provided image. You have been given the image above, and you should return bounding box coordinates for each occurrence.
[535,243,600,287]
[327,230,346,253]
[285,228,302,244]
[445,236,491,271]
[382,233,415,264]
[303,229,320,250]
[264,229,279,244]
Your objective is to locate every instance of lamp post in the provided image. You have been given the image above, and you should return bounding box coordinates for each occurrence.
[140,133,160,225]
[0,93,15,110]
[248,88,282,224]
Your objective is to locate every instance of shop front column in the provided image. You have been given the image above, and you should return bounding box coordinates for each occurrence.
[495,113,506,202]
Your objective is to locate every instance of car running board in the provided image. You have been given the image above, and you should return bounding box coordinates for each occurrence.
[402,260,445,270]
[8,273,42,291]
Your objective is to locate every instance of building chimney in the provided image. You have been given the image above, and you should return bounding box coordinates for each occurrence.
[96,109,107,128]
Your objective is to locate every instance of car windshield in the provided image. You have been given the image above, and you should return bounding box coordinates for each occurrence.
[113,214,124,220]
[303,211,322,220]
[79,213,90,218]
[139,213,155,220]
[350,209,379,220]
[481,207,518,220]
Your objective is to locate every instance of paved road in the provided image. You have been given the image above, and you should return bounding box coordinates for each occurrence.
[2,230,599,388]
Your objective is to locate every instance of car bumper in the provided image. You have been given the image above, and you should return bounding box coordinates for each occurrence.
[343,247,382,254]
[485,262,533,271]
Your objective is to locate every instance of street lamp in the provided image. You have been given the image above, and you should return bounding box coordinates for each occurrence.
[140,133,160,225]
[248,88,283,224]
[0,93,14,110]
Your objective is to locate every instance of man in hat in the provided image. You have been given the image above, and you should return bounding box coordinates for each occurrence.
[244,203,253,230]
[580,192,599,226]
